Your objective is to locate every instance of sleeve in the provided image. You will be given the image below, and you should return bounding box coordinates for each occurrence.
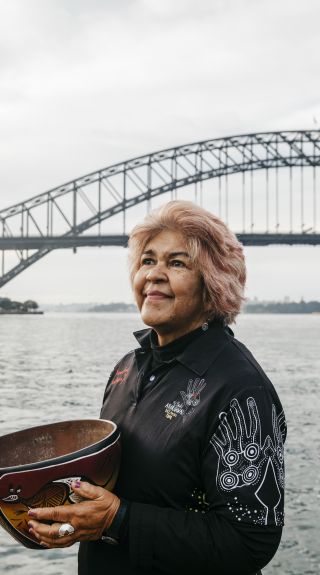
[100,356,125,408]
[127,386,286,575]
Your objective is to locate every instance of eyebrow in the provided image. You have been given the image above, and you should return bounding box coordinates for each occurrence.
[142,249,190,258]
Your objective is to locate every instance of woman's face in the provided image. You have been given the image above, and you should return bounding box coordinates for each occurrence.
[133,229,207,346]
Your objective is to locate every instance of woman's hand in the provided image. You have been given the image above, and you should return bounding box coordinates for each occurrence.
[27,480,120,548]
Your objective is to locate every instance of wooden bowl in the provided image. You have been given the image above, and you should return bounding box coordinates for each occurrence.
[0,419,120,548]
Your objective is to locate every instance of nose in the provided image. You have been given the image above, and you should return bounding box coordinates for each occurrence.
[145,263,167,282]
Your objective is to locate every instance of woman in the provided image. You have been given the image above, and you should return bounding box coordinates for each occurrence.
[28,201,286,575]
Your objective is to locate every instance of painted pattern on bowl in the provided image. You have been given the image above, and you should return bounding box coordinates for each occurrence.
[0,419,121,549]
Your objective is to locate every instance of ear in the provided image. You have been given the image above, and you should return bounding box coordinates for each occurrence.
[200,283,213,316]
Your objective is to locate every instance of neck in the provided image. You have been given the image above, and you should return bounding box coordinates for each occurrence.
[154,319,207,347]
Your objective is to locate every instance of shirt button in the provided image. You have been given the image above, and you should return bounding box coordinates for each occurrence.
[149,375,156,382]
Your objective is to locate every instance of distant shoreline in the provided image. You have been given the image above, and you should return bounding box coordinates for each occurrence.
[39,300,320,314]
[244,301,320,314]
[0,310,44,315]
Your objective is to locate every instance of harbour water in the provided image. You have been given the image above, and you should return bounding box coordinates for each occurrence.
[0,313,319,574]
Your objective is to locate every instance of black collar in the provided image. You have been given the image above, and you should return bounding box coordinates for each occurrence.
[133,321,234,376]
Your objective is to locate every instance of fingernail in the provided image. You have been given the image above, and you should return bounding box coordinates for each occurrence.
[29,528,40,540]
[28,521,34,529]
[28,510,37,517]
[40,541,49,547]
[74,480,81,488]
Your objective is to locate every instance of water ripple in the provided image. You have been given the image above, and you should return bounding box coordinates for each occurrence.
[0,313,319,574]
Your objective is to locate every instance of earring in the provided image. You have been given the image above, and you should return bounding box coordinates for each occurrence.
[201,321,209,332]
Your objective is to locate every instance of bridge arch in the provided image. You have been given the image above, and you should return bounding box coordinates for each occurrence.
[1,130,320,288]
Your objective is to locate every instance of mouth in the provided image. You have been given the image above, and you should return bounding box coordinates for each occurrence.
[144,291,173,301]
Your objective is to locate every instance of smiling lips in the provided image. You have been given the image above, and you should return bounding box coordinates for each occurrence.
[145,291,173,301]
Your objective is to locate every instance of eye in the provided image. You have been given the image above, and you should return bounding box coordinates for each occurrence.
[141,257,155,266]
[170,259,186,268]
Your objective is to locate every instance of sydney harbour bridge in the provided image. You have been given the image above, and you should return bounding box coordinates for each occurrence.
[0,130,319,288]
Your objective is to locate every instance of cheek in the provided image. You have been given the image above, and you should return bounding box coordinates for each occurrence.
[175,274,203,299]
[132,271,144,307]
[174,278,204,312]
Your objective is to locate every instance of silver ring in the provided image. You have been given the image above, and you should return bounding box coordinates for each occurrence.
[58,523,75,537]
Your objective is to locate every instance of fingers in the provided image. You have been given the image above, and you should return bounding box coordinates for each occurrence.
[247,396,261,445]
[210,433,225,458]
[210,414,228,457]
[26,480,119,547]
[196,378,206,393]
[28,515,101,548]
[180,391,187,403]
[220,412,234,444]
[26,481,90,547]
[27,481,105,522]
[230,398,250,451]
[71,480,106,500]
[28,519,75,548]
[28,504,69,524]
[28,515,97,548]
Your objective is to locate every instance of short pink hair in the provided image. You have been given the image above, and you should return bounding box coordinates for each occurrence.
[128,200,246,324]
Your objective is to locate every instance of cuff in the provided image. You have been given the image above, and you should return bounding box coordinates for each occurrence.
[101,498,130,545]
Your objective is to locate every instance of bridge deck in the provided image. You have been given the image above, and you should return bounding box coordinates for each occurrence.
[0,234,319,249]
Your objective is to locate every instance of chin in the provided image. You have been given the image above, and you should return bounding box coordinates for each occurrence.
[140,314,157,328]
[140,305,159,323]
[140,311,163,330]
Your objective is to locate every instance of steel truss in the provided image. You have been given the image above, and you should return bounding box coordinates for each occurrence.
[1,130,320,288]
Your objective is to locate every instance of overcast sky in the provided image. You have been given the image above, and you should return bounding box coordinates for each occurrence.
[0,0,319,304]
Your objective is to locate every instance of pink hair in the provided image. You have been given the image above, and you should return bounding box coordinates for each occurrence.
[128,200,246,324]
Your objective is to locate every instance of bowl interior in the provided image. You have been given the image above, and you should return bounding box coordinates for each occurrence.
[0,419,115,469]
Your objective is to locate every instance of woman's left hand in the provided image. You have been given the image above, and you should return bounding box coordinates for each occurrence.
[27,480,120,548]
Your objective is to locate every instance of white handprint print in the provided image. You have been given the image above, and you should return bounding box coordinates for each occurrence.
[210,396,286,526]
[180,378,206,408]
[211,397,266,490]
[165,378,207,420]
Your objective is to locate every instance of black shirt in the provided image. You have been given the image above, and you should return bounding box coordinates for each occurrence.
[79,321,286,575]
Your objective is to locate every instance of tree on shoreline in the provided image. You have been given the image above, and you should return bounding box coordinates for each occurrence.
[0,297,39,313]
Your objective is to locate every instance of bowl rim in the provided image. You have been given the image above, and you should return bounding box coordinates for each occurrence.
[0,431,120,490]
[0,418,119,474]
